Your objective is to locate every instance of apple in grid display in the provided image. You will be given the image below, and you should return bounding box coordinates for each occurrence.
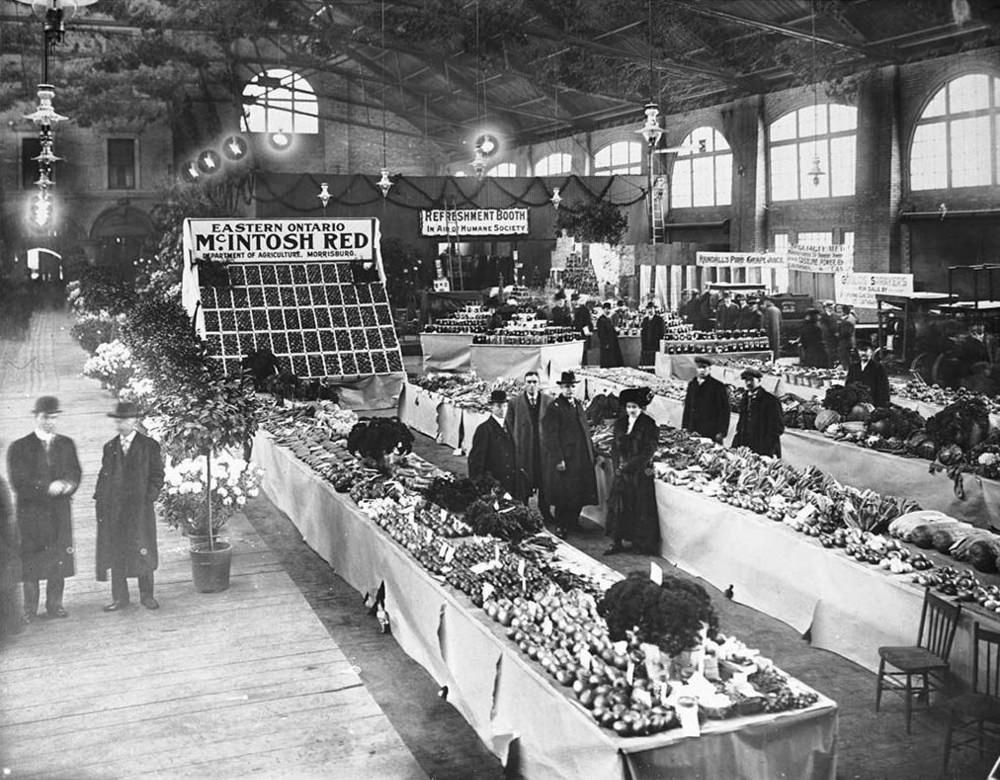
[199,261,403,379]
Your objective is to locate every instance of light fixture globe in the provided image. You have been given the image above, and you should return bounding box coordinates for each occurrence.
[475,133,499,157]
[181,160,201,183]
[197,149,222,174]
[377,168,393,198]
[222,135,248,161]
[268,131,292,151]
[637,102,663,148]
[807,155,826,186]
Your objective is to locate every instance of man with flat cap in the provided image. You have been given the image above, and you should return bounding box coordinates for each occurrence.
[732,368,784,457]
[681,356,731,444]
[468,390,517,497]
[7,396,81,621]
[541,371,598,538]
[94,401,165,611]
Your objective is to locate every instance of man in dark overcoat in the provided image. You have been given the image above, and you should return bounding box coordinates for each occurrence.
[596,302,623,368]
[681,356,731,444]
[846,339,891,409]
[715,293,740,332]
[505,372,553,521]
[639,302,665,365]
[760,297,782,362]
[732,368,784,457]
[94,401,165,611]
[7,396,81,621]
[467,390,517,496]
[541,371,598,538]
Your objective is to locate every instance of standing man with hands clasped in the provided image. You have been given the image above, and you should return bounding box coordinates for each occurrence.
[681,356,731,444]
[8,396,81,622]
[541,371,598,539]
[467,390,517,497]
[94,402,165,612]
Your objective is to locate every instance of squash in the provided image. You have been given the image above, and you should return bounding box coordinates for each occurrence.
[869,419,890,436]
[909,525,935,548]
[931,528,956,553]
[963,540,998,573]
[906,431,929,452]
[814,409,841,431]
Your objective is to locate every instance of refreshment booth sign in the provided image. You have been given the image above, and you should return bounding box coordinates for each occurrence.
[420,208,530,236]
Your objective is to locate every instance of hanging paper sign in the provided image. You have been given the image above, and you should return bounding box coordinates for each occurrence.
[785,244,853,274]
[185,218,378,263]
[419,208,530,236]
[835,272,913,309]
[696,251,785,268]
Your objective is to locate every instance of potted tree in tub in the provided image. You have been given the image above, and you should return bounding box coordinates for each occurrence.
[156,377,260,592]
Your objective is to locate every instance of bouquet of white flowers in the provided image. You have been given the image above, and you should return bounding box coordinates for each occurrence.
[158,452,264,536]
[83,339,136,394]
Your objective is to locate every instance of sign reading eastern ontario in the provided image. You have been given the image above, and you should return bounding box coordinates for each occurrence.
[187,218,378,262]
[419,208,530,236]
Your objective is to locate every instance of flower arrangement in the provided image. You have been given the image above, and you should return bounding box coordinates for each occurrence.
[70,312,118,354]
[83,339,136,394]
[158,452,263,535]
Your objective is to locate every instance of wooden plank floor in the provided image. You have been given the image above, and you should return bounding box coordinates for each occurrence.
[0,310,426,780]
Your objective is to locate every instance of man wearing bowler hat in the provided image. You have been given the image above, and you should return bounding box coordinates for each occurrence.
[541,371,598,538]
[681,356,731,444]
[94,402,165,611]
[7,396,81,622]
[467,390,517,496]
[732,368,784,457]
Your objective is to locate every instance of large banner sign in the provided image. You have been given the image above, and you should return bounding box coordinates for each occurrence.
[835,272,914,309]
[185,218,377,263]
[419,208,530,236]
[785,244,853,274]
[696,251,785,267]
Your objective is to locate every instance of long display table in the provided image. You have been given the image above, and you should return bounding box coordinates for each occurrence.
[397,382,488,451]
[655,351,773,381]
[421,333,475,372]
[574,373,1000,526]
[469,340,585,383]
[652,478,994,685]
[252,432,838,780]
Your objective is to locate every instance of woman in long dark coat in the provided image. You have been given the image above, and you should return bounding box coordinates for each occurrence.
[605,387,660,556]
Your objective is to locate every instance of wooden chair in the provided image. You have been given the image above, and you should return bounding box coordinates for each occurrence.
[942,622,1000,775]
[876,588,962,734]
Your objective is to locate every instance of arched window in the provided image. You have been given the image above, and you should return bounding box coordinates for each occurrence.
[593,141,642,175]
[487,162,517,177]
[671,127,732,208]
[534,152,572,177]
[911,73,1000,190]
[768,104,856,201]
[241,68,319,134]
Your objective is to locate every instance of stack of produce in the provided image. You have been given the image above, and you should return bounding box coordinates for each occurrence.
[661,331,769,355]
[258,402,825,733]
[894,380,1000,416]
[411,374,521,412]
[575,367,687,401]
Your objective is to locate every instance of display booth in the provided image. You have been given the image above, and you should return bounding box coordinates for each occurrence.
[181,217,405,409]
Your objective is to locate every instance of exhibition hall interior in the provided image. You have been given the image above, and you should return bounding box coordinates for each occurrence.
[2,1,1000,777]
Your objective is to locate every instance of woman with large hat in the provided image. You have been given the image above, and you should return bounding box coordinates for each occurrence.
[605,387,660,556]
[540,371,597,538]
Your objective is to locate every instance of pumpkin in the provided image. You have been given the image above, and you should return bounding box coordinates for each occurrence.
[814,409,841,431]
[937,443,965,466]
[917,439,938,460]
[868,419,890,436]
[847,403,874,422]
